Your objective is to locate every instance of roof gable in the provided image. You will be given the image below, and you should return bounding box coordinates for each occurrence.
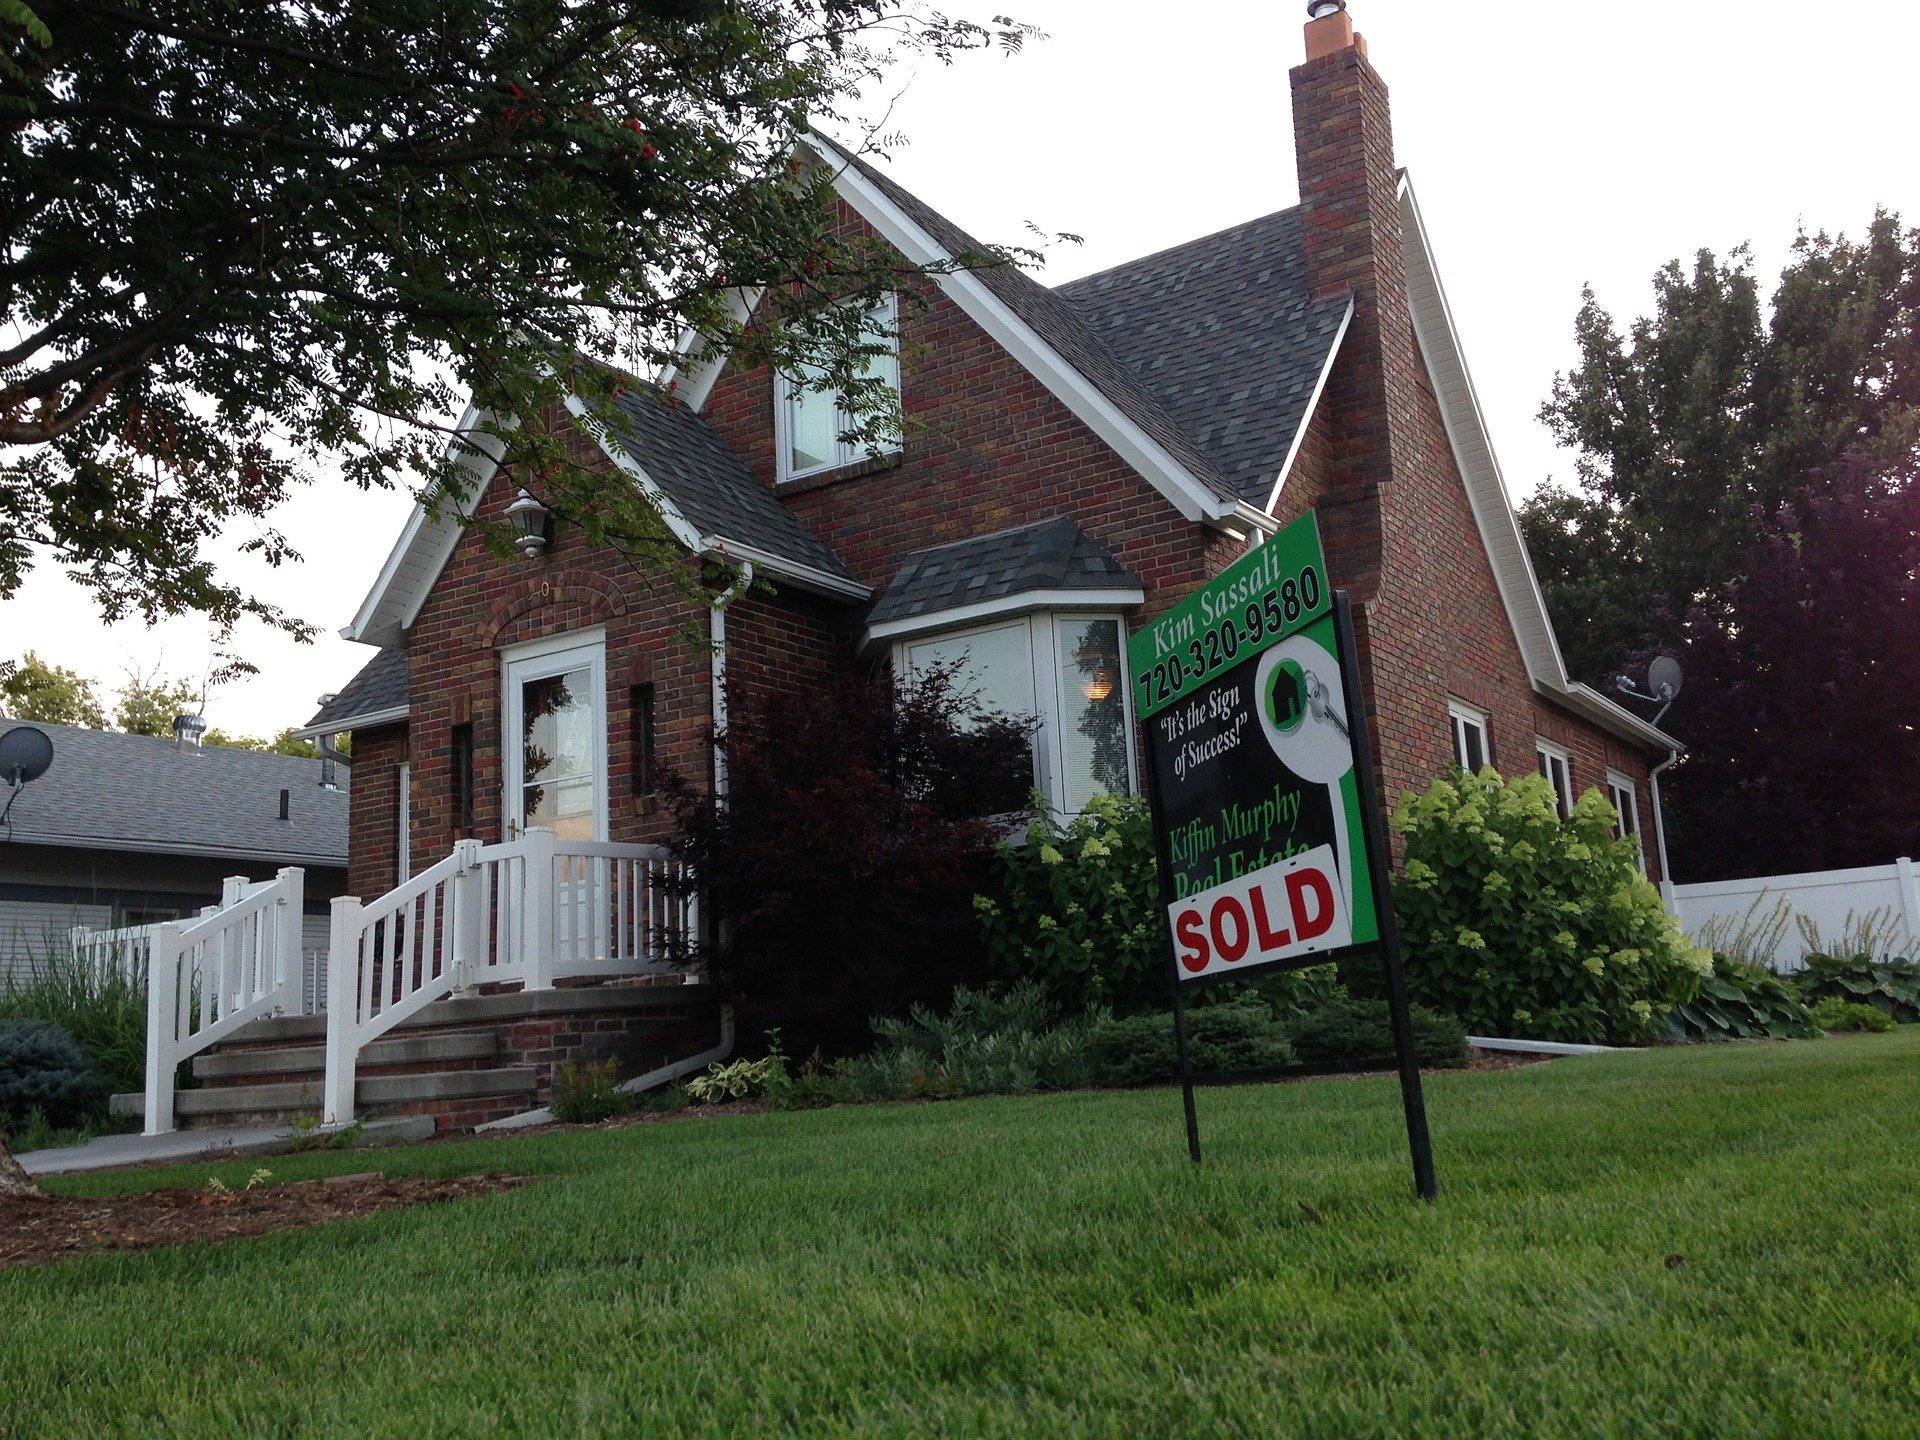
[299,646,408,735]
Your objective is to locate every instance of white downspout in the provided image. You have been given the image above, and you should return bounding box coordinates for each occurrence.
[1650,749,1680,909]
[708,560,754,804]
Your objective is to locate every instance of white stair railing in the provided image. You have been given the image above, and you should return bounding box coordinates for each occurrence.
[70,920,163,989]
[321,829,698,1126]
[144,867,306,1135]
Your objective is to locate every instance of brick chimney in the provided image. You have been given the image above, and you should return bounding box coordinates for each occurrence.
[1289,1,1423,604]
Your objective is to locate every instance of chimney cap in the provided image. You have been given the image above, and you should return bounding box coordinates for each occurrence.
[1307,0,1347,16]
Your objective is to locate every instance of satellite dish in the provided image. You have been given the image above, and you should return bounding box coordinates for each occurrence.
[1648,655,1683,701]
[0,725,53,785]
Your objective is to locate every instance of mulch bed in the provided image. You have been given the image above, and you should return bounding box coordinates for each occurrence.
[1,1172,535,1271]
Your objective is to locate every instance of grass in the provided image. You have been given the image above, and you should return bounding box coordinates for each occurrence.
[6,1032,1919,1437]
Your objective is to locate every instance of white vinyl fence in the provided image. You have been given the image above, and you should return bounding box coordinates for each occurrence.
[1667,858,1920,971]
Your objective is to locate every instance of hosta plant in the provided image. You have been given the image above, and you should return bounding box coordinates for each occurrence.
[1792,954,1920,1024]
[1668,956,1816,1041]
[1393,769,1710,1045]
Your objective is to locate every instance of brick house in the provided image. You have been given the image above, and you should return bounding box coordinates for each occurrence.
[263,2,1676,1130]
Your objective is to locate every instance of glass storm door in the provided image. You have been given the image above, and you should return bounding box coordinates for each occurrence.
[503,636,607,842]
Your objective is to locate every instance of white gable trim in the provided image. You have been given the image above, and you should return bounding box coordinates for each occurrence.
[723,137,1245,530]
[1265,293,1354,512]
[1396,172,1677,756]
[865,584,1146,644]
[562,395,705,551]
[660,286,764,406]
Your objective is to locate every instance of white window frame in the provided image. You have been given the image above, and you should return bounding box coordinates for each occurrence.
[500,628,609,842]
[1535,739,1574,820]
[1447,699,1490,774]
[1606,768,1645,871]
[773,292,902,484]
[897,610,1137,814]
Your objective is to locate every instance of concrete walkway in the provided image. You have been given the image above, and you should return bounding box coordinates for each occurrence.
[16,1115,436,1177]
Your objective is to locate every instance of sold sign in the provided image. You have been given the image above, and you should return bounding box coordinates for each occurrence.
[1165,844,1353,982]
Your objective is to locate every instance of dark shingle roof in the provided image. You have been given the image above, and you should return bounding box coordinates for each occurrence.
[813,138,1243,507]
[1056,209,1352,507]
[0,718,347,865]
[605,386,856,584]
[869,518,1142,628]
[304,647,408,733]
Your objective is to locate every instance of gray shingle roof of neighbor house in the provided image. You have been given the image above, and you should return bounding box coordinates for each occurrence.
[0,717,348,866]
[1056,208,1353,508]
[867,517,1144,630]
[603,385,857,584]
[301,646,408,734]
[813,139,1246,508]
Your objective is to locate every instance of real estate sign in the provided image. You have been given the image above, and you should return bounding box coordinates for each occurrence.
[1128,512,1378,982]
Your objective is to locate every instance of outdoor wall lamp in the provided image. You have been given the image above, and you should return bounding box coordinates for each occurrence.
[505,488,553,560]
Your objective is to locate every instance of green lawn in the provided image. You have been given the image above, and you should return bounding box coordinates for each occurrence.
[6,1033,1919,1438]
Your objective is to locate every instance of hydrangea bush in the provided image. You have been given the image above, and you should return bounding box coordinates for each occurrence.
[1393,769,1709,1044]
[975,793,1164,1015]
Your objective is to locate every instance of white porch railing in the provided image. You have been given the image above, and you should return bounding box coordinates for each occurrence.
[323,830,696,1125]
[70,920,163,988]
[143,868,307,1135]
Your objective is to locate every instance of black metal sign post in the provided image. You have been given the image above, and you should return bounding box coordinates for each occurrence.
[1127,514,1436,1197]
[1331,589,1437,1200]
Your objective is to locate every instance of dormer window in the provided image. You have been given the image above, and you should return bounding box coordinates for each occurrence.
[775,293,901,483]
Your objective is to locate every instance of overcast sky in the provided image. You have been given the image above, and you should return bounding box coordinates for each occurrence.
[11,0,1919,738]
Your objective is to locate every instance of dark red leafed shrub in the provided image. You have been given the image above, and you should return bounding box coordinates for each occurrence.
[666,663,1034,1055]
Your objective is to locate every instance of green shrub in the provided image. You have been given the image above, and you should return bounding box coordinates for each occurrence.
[550,1058,632,1124]
[1088,992,1295,1087]
[683,1054,784,1105]
[975,793,1163,1015]
[1392,769,1710,1045]
[1808,997,1896,1034]
[0,1018,106,1127]
[770,1049,852,1111]
[1668,955,1816,1041]
[1793,953,1920,1024]
[0,948,148,1099]
[1285,995,1470,1070]
[841,982,1100,1100]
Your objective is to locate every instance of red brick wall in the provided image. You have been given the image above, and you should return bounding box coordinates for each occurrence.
[347,724,407,898]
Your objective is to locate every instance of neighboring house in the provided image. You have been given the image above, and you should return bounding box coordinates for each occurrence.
[0,718,348,981]
[304,6,1675,917]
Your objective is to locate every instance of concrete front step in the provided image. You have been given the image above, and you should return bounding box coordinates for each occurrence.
[192,1031,498,1080]
[112,1066,539,1128]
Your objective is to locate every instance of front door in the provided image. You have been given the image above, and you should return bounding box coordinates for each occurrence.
[502,634,607,843]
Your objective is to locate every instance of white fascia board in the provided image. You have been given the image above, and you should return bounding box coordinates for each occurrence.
[1556,681,1682,756]
[345,403,509,646]
[563,395,705,552]
[806,137,1237,528]
[662,287,766,412]
[1265,294,1355,513]
[865,586,1146,644]
[288,704,410,742]
[699,537,871,603]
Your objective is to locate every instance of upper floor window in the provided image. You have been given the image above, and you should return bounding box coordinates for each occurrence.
[1536,739,1573,820]
[1606,768,1645,871]
[1447,700,1489,773]
[775,294,901,483]
[900,612,1134,815]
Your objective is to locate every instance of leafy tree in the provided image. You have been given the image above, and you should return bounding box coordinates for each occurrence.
[1660,454,1919,880]
[1524,214,1920,684]
[111,668,201,738]
[205,727,320,759]
[0,1,1038,633]
[665,663,1034,1056]
[0,651,105,726]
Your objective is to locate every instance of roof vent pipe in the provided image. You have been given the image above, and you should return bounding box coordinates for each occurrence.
[1307,1,1346,16]
[173,713,207,751]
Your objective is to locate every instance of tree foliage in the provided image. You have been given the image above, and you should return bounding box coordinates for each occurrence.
[1523,213,1920,683]
[0,0,1038,633]
[1660,455,1920,880]
[665,663,1034,1056]
[111,668,201,738]
[0,650,105,726]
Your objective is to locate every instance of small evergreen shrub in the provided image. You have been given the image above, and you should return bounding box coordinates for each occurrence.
[550,1058,632,1124]
[0,947,148,1100]
[841,982,1099,1100]
[1668,956,1815,1041]
[1793,954,1920,1024]
[1088,993,1295,1087]
[1808,997,1895,1034]
[1285,995,1470,1070]
[1393,769,1710,1045]
[0,1019,106,1127]
[975,793,1163,1015]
